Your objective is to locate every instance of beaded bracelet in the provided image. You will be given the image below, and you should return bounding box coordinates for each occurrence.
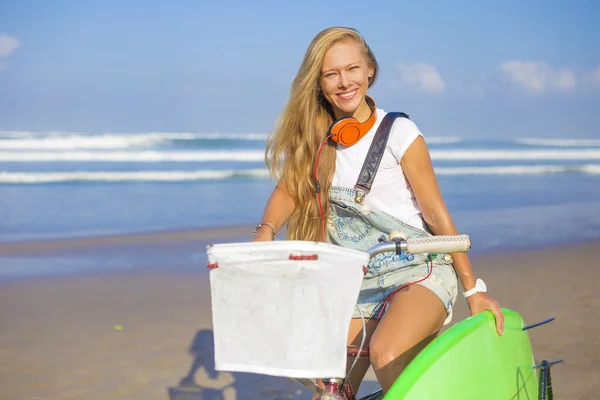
[253,222,276,240]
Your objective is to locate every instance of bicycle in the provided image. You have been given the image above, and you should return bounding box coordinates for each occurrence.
[207,231,472,400]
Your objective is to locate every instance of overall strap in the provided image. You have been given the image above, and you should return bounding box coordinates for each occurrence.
[354,112,409,204]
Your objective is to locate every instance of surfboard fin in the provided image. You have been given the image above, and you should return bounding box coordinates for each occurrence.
[522,317,555,331]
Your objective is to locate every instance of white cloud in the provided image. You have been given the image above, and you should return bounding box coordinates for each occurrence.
[0,34,20,58]
[498,61,577,93]
[397,63,446,93]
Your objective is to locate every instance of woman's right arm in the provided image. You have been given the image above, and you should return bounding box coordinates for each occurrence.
[252,184,296,241]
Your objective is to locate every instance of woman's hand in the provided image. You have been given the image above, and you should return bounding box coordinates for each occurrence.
[466,292,504,335]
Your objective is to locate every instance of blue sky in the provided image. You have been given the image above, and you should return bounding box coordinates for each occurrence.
[1,0,599,138]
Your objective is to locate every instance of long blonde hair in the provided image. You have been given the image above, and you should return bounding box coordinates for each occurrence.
[265,27,379,241]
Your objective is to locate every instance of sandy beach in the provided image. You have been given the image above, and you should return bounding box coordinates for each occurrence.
[0,230,598,400]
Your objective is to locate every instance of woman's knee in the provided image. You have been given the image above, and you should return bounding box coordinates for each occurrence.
[369,336,407,370]
[368,330,437,371]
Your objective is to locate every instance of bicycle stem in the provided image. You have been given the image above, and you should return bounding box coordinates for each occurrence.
[367,240,403,258]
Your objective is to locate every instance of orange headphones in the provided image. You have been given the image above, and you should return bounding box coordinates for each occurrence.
[328,96,377,146]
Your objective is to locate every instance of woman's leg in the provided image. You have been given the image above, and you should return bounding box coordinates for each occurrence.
[343,317,378,395]
[314,317,377,399]
[368,284,447,394]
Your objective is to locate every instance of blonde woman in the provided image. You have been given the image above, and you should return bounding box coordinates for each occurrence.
[253,26,504,396]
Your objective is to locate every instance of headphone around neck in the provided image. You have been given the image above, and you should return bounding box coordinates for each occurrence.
[328,96,377,147]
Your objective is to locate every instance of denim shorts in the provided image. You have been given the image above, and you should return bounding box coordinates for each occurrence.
[327,186,459,325]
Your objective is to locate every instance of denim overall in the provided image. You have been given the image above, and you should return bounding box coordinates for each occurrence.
[326,113,458,323]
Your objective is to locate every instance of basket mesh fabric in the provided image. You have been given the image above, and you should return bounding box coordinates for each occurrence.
[207,240,368,378]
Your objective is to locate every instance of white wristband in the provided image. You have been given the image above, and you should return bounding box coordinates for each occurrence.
[462,278,487,298]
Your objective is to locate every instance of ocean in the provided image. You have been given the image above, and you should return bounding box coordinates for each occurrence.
[1,130,599,278]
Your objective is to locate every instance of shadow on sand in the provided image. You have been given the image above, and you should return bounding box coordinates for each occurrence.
[167,329,310,400]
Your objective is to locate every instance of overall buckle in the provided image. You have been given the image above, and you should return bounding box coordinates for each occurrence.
[354,190,366,205]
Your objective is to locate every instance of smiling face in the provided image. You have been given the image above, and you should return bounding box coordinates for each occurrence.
[319,39,374,121]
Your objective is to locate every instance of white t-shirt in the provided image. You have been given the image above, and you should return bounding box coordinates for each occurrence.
[332,108,427,231]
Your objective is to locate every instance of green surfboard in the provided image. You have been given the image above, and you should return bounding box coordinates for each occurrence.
[386,308,539,399]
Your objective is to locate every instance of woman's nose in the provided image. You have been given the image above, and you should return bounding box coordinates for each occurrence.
[338,72,351,88]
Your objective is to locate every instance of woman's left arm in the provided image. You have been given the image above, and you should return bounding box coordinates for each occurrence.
[401,136,504,335]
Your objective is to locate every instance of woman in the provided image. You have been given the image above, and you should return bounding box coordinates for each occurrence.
[252,26,504,396]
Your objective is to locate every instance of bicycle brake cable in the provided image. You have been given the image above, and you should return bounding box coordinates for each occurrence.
[343,304,367,394]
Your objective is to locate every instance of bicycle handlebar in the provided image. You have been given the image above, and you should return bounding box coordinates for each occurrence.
[367,234,471,259]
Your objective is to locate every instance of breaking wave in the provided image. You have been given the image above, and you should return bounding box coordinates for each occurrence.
[1,164,598,184]
[3,149,600,162]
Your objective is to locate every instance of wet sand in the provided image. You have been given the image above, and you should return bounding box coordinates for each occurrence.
[0,230,598,399]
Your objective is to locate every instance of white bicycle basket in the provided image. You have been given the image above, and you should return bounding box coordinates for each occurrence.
[207,240,368,379]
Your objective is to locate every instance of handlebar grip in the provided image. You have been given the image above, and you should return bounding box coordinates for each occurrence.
[405,234,471,254]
